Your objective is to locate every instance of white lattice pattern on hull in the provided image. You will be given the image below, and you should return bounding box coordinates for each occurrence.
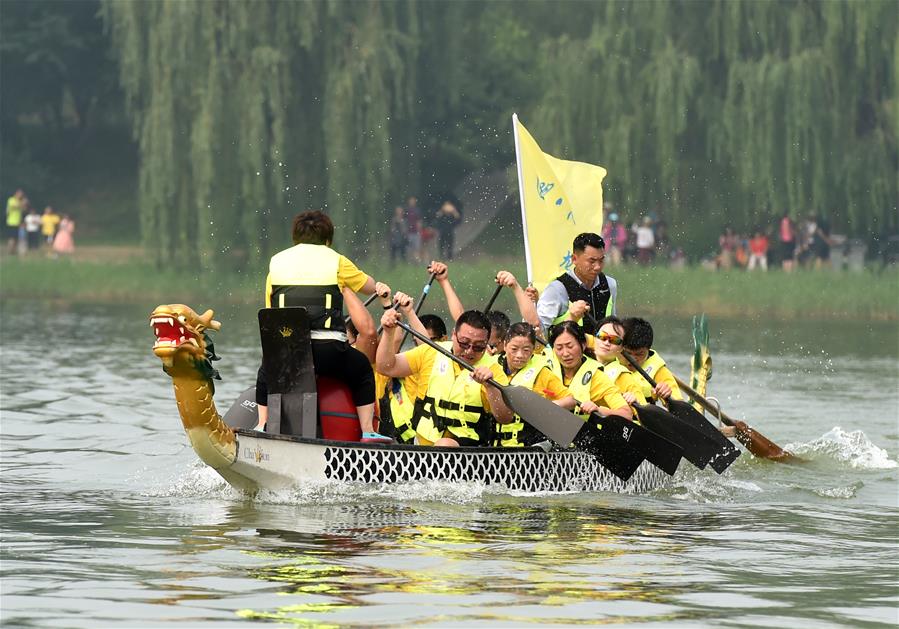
[323,446,668,493]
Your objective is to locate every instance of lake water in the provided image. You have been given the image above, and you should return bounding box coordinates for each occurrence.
[1,299,897,627]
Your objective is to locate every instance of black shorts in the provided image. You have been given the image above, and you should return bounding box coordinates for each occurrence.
[255,339,375,407]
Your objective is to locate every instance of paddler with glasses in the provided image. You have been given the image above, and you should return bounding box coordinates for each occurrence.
[545,320,634,421]
[589,315,649,405]
[376,309,512,447]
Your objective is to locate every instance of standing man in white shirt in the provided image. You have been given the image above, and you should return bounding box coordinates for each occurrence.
[536,232,617,336]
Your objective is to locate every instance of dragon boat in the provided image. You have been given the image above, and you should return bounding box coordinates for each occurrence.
[150,304,673,495]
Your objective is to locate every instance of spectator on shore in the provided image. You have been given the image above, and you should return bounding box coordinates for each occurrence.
[747,229,769,271]
[24,205,42,251]
[388,205,408,267]
[654,218,670,261]
[52,214,75,255]
[5,188,25,254]
[811,214,832,269]
[434,199,461,261]
[718,226,738,269]
[635,216,655,265]
[621,216,638,262]
[41,206,60,246]
[797,214,817,267]
[778,212,796,271]
[601,212,627,266]
[404,196,423,263]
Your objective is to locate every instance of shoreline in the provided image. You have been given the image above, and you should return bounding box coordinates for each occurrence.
[1,249,896,321]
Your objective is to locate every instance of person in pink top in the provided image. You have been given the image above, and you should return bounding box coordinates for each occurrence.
[747,229,769,271]
[52,214,75,255]
[778,213,796,271]
[601,212,628,266]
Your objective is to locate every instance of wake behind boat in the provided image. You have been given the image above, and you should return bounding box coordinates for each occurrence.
[150,303,671,494]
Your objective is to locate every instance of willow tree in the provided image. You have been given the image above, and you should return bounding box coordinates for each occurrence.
[102,0,420,268]
[531,0,897,250]
[104,0,895,266]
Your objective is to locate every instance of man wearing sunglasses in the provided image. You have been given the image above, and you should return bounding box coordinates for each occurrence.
[376,309,512,447]
[537,232,618,336]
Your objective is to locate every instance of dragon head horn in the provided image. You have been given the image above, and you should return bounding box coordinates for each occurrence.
[199,309,222,332]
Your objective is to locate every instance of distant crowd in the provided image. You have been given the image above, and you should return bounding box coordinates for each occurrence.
[714,213,834,272]
[388,195,461,266]
[5,188,75,256]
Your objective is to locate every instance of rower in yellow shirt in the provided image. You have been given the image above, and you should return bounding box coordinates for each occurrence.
[377,308,511,447]
[545,321,632,421]
[492,322,575,447]
[589,315,648,405]
[621,317,683,404]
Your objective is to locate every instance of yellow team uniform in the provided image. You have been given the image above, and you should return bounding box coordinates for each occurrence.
[403,342,504,446]
[545,354,627,418]
[599,358,648,405]
[493,354,570,447]
[633,350,683,403]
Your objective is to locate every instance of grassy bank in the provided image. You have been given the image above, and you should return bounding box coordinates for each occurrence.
[1,248,896,321]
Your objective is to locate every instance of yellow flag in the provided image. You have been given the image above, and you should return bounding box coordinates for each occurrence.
[513,114,606,291]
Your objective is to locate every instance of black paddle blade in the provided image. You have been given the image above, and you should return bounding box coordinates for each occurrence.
[572,418,645,482]
[666,400,741,473]
[499,385,583,446]
[634,404,722,470]
[600,414,683,476]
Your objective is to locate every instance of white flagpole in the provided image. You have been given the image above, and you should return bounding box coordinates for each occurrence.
[512,113,533,285]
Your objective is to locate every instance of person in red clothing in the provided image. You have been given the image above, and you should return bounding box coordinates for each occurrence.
[747,229,769,271]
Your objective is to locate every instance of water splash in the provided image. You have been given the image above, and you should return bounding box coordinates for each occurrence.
[789,427,897,470]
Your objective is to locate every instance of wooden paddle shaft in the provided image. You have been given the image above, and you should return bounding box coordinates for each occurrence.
[673,375,737,427]
[673,374,798,462]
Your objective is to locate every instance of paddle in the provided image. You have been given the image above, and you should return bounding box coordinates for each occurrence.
[344,293,378,326]
[484,283,503,313]
[673,375,800,463]
[398,272,438,345]
[621,351,740,473]
[574,410,683,476]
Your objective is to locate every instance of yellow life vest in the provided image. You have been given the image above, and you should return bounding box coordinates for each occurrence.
[635,350,667,402]
[546,354,600,420]
[268,244,345,334]
[495,354,546,448]
[413,342,494,445]
[385,378,416,444]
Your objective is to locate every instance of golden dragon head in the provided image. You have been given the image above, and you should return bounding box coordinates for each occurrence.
[150,304,222,380]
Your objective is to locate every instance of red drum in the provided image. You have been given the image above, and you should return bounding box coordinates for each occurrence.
[317,376,362,441]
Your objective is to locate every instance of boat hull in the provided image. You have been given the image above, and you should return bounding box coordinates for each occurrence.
[227,429,671,494]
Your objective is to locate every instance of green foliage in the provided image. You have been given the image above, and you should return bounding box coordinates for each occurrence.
[1,0,122,196]
[94,0,896,267]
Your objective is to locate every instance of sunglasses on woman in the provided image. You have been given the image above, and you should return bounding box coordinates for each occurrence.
[597,331,623,346]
